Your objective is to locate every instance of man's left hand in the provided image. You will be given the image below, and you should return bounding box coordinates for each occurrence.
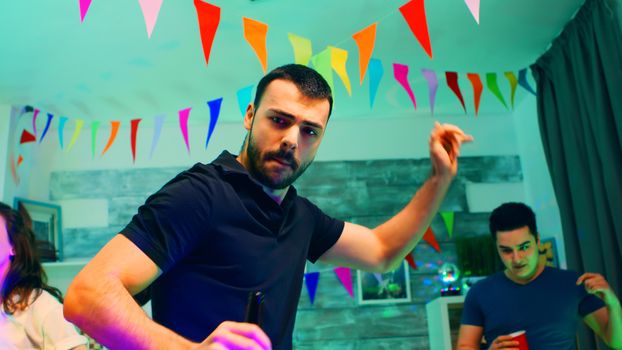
[577,273,621,306]
[429,122,474,179]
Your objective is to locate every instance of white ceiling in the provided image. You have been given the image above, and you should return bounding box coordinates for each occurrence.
[0,0,584,123]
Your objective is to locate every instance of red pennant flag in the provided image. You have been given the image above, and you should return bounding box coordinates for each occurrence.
[423,226,441,252]
[20,130,36,144]
[467,73,483,116]
[194,0,221,67]
[399,0,433,59]
[446,72,466,113]
[405,253,418,270]
[130,119,142,163]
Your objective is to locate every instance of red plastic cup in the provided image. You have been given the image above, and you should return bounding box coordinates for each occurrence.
[509,330,529,350]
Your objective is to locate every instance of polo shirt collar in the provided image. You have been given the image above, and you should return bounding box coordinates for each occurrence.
[213,150,298,207]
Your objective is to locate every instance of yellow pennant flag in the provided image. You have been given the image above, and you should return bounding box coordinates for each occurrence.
[330,47,352,96]
[504,71,518,109]
[287,33,312,66]
[67,119,84,151]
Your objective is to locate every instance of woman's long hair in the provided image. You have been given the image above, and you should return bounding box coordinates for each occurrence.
[0,202,62,314]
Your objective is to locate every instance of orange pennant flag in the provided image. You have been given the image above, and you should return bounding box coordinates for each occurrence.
[399,0,433,59]
[17,154,24,167]
[194,0,221,67]
[423,226,441,252]
[243,17,269,74]
[101,121,121,156]
[467,73,483,116]
[352,23,377,85]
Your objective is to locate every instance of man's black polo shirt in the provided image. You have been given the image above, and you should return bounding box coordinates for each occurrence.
[121,151,344,349]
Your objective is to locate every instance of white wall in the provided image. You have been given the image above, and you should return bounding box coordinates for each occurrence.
[0,104,11,202]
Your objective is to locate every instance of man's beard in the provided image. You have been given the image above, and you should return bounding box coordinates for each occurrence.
[246,133,312,189]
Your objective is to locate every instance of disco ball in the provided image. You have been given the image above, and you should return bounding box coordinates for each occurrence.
[438,262,460,283]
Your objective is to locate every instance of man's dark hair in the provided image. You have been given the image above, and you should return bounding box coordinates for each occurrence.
[253,64,333,119]
[489,202,538,240]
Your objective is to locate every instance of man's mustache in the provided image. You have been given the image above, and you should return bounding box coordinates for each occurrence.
[265,150,298,170]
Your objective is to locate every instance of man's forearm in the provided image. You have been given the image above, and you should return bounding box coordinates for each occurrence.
[605,297,622,348]
[373,173,452,271]
[65,275,194,350]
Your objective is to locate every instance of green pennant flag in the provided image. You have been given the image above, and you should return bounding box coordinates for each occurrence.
[486,73,508,109]
[440,211,455,238]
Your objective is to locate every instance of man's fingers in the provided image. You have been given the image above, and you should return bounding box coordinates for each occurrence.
[227,322,272,350]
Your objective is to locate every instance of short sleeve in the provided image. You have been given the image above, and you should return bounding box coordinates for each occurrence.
[578,288,606,318]
[461,285,485,326]
[305,200,344,263]
[120,173,215,272]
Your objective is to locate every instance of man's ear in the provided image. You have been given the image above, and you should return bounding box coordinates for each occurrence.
[17,202,33,230]
[243,104,254,131]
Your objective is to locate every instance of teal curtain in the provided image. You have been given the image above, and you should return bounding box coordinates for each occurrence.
[531,0,622,348]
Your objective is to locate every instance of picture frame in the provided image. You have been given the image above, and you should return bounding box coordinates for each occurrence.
[539,237,559,268]
[13,197,63,262]
[357,261,411,305]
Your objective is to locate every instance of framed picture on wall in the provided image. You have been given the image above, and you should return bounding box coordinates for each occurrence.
[539,237,559,268]
[13,198,63,262]
[357,261,411,305]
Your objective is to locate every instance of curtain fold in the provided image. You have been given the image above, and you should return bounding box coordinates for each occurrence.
[531,0,622,348]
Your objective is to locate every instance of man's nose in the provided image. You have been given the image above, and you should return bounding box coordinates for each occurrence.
[280,127,299,151]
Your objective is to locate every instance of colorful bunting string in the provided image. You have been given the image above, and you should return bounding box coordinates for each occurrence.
[20,130,36,144]
[393,63,417,110]
[236,85,254,117]
[352,23,377,84]
[130,119,142,162]
[32,108,40,137]
[446,72,466,113]
[102,121,121,156]
[304,272,320,304]
[39,113,54,144]
[330,47,352,96]
[58,116,68,149]
[423,226,441,252]
[149,114,165,159]
[287,33,312,66]
[440,211,455,238]
[178,108,192,154]
[334,267,354,298]
[368,58,383,109]
[518,68,537,95]
[504,71,518,109]
[138,0,164,39]
[194,0,221,67]
[67,119,84,151]
[91,121,100,158]
[486,73,508,109]
[421,69,438,115]
[310,48,334,93]
[399,0,433,59]
[464,0,480,24]
[466,73,483,116]
[405,253,418,270]
[79,0,92,23]
[205,98,222,149]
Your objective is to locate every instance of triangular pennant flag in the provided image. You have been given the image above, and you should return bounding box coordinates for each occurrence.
[20,130,36,144]
[446,72,466,113]
[287,33,312,66]
[310,48,334,93]
[504,72,518,109]
[10,154,20,185]
[440,211,455,238]
[178,108,192,154]
[138,0,163,39]
[205,98,222,149]
[149,115,165,159]
[486,73,508,109]
[32,108,40,137]
[67,119,84,151]
[518,68,536,95]
[421,69,438,115]
[243,17,269,74]
[194,0,221,67]
[236,85,254,117]
[58,116,68,149]
[466,73,483,116]
[130,119,142,163]
[368,58,383,109]
[17,154,24,167]
[334,267,354,298]
[399,0,433,59]
[304,272,320,305]
[91,121,100,158]
[423,226,441,252]
[352,23,377,84]
[464,0,480,24]
[79,0,92,23]
[330,47,352,96]
[405,253,418,270]
[393,63,416,109]
[39,113,54,144]
[101,121,121,156]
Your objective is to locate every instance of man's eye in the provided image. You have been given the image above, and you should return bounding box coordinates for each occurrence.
[520,245,530,251]
[271,117,284,124]
[303,128,318,136]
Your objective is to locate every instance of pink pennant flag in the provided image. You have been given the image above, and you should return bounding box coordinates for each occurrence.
[352,23,377,84]
[194,0,221,67]
[179,107,192,154]
[464,0,480,24]
[399,0,433,59]
[393,63,417,110]
[334,267,354,298]
[32,108,40,137]
[446,72,466,113]
[243,17,269,74]
[423,227,441,252]
[421,69,438,115]
[138,0,163,38]
[304,272,320,305]
[79,0,92,23]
